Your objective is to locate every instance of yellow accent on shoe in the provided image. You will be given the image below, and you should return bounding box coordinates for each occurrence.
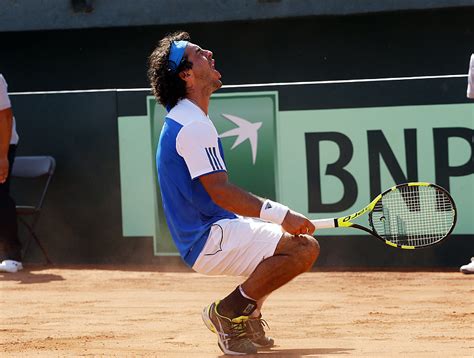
[201,301,257,355]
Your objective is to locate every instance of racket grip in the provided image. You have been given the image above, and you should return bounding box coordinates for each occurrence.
[311,218,336,229]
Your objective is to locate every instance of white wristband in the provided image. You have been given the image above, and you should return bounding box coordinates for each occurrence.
[260,199,289,225]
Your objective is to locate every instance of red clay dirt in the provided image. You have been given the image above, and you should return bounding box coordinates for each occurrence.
[1,267,473,357]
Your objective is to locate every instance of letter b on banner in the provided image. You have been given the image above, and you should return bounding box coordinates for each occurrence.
[305,132,357,213]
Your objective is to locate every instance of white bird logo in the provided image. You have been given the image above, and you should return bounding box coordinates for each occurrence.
[219,114,262,164]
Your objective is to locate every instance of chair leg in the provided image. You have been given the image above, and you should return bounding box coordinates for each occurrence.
[19,217,52,265]
[30,231,53,265]
[19,217,31,255]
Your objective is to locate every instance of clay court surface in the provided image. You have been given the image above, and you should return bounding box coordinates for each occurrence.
[1,266,473,357]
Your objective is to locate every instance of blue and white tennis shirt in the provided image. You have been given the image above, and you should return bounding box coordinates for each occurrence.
[156,99,237,266]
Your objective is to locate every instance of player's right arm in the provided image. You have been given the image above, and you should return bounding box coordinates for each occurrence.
[176,120,314,235]
[199,171,315,235]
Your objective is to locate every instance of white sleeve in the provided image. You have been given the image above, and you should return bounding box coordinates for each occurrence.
[0,75,11,111]
[468,54,474,99]
[176,121,227,179]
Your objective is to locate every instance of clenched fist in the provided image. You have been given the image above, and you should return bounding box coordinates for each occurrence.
[281,210,316,236]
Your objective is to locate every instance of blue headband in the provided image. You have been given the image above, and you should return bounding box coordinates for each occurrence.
[168,40,188,73]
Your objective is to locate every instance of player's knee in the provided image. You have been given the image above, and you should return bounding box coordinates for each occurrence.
[306,235,320,266]
[292,234,320,272]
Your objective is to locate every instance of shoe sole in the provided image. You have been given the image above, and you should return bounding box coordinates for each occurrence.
[460,269,474,274]
[201,305,254,356]
[201,305,217,334]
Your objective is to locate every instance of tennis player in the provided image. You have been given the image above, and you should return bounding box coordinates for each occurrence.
[148,31,319,355]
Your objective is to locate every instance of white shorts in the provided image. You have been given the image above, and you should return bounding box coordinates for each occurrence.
[192,217,283,277]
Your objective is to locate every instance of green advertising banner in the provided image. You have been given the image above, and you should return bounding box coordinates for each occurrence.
[119,97,473,256]
[278,103,474,235]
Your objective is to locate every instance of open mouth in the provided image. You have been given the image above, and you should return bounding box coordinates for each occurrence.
[210,59,221,78]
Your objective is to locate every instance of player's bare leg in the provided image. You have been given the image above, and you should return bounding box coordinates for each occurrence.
[202,233,319,353]
[239,234,319,349]
[252,295,268,317]
[214,232,319,318]
[241,233,319,299]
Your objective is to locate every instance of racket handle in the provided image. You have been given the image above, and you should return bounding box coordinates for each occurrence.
[311,218,336,229]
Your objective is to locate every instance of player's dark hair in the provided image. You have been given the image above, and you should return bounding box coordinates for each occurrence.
[148,31,193,109]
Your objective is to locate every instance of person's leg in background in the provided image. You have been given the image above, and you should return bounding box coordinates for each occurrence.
[0,144,23,273]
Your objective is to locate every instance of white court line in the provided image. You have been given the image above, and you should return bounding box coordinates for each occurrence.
[10,74,468,95]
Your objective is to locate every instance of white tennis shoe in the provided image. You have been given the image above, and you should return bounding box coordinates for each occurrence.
[460,257,474,274]
[0,260,23,273]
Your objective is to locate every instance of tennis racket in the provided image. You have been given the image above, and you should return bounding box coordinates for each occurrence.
[311,182,456,249]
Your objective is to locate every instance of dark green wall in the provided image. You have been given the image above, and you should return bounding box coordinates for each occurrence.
[2,8,473,92]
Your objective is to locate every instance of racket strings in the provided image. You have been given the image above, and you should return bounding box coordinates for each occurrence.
[370,185,455,246]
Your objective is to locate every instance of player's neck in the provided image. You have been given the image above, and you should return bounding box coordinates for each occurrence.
[186,94,210,115]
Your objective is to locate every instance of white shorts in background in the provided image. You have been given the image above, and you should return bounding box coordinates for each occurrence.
[192,217,283,277]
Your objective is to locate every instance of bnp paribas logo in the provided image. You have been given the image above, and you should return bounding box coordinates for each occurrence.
[219,114,262,165]
[210,92,277,200]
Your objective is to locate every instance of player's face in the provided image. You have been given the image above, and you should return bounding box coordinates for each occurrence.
[184,43,222,92]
